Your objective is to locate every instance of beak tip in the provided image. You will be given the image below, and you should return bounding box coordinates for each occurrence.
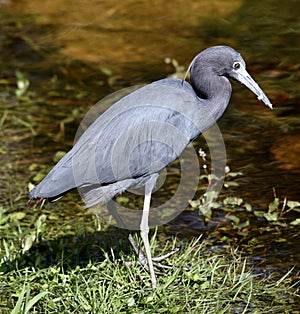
[265,99,273,109]
[257,95,273,109]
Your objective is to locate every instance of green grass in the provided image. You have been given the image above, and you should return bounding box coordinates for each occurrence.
[0,210,298,314]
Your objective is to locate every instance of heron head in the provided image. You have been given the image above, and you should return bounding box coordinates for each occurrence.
[190,45,273,109]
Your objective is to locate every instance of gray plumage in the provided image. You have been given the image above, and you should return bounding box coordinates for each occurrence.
[29,45,272,208]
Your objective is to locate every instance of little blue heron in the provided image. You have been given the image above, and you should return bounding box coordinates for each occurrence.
[28,46,272,288]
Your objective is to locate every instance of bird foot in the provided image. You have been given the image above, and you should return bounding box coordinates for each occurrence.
[127,234,179,273]
[27,198,46,209]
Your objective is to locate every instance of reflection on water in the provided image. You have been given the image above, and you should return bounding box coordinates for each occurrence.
[1,0,299,271]
[5,0,241,71]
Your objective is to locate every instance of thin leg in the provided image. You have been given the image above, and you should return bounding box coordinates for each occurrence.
[108,175,172,288]
[140,180,157,288]
[108,199,152,270]
[128,233,148,267]
[128,233,179,269]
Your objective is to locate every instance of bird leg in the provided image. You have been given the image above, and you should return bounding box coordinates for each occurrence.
[107,199,172,272]
[107,181,179,287]
[128,233,148,267]
[107,200,153,271]
[128,233,179,269]
[140,184,157,288]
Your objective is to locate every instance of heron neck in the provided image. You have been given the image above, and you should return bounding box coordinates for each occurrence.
[192,74,232,122]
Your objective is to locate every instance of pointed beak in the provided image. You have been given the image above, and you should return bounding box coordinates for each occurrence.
[235,65,273,109]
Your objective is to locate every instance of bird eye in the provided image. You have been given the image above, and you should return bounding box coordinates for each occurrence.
[233,62,241,70]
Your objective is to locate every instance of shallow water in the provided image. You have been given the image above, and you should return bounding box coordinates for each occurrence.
[1,0,299,273]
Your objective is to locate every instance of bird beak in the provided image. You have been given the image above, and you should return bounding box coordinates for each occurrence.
[235,65,273,109]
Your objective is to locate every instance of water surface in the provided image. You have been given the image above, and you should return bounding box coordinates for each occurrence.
[1,0,299,274]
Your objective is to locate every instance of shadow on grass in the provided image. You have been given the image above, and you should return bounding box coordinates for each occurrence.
[0,226,137,273]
